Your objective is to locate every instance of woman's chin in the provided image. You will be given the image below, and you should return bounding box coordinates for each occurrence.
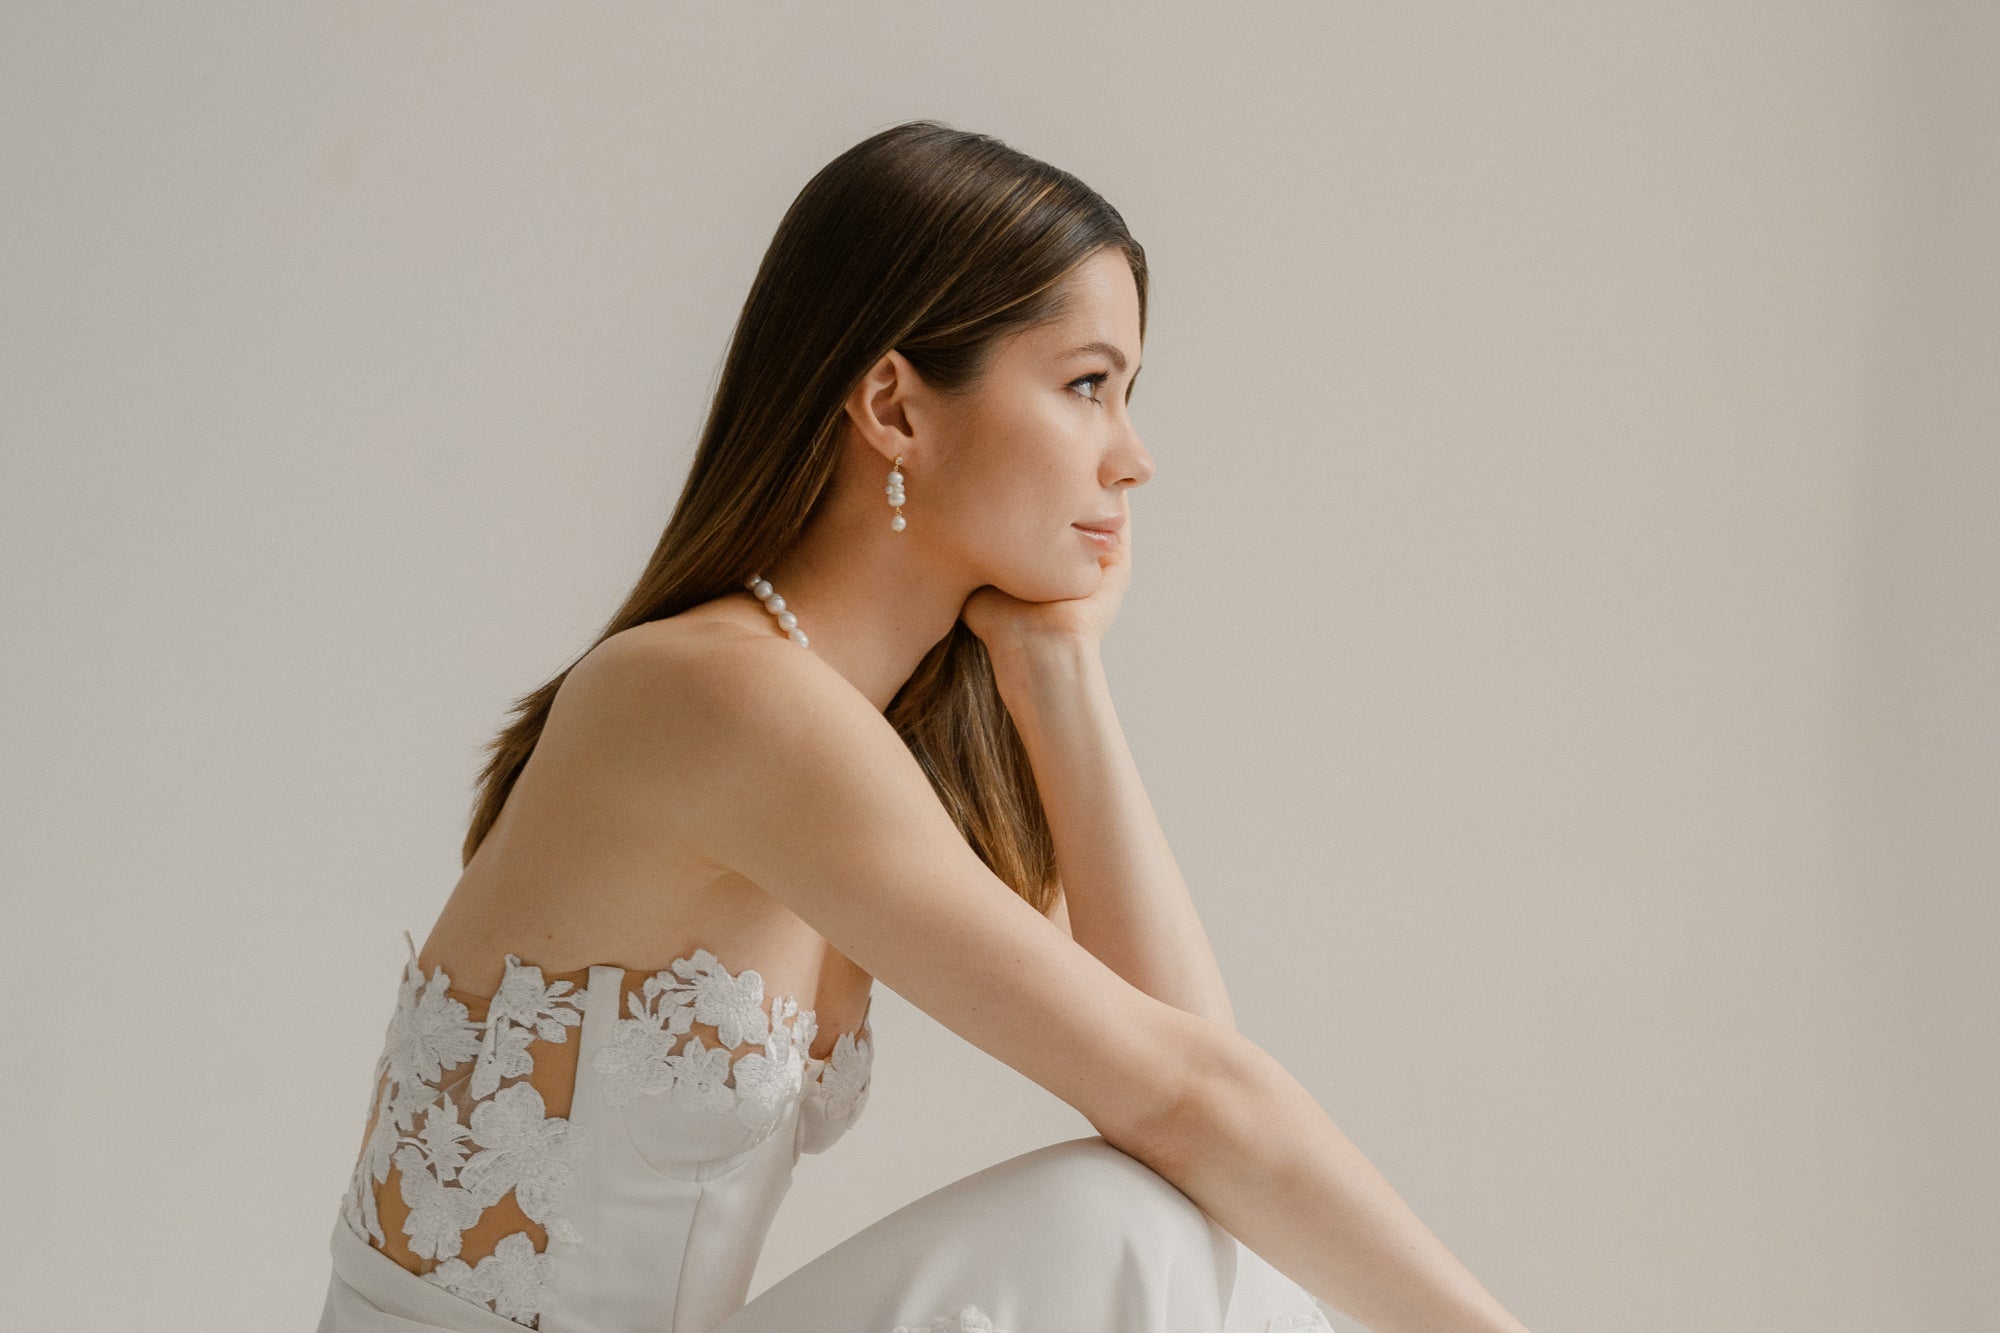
[991,565,1098,605]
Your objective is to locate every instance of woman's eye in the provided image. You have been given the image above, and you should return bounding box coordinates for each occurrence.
[1068,372,1110,405]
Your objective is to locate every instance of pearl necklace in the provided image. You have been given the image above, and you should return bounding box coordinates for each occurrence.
[744,572,808,647]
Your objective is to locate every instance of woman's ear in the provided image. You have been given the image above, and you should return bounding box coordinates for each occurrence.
[845,349,922,462]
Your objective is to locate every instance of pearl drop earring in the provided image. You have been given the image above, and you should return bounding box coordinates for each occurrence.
[886,454,906,532]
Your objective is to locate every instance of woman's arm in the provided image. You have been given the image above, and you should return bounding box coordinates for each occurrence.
[992,638,1530,1333]
[576,629,1534,1333]
[991,635,1236,1029]
[1159,1011,1535,1333]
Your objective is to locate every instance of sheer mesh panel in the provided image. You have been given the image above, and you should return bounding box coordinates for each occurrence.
[339,944,874,1328]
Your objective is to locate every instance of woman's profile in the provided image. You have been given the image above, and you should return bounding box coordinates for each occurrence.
[315,119,1534,1333]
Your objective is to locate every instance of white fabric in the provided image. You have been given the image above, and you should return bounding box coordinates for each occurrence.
[316,939,1337,1333]
[706,1137,1340,1333]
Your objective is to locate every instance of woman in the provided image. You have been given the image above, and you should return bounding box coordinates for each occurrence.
[317,119,1534,1333]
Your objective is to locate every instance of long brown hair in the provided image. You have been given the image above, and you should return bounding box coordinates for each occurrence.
[461,119,1148,916]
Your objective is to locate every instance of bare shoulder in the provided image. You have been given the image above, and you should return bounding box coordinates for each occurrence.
[553,606,1226,1165]
[559,612,875,767]
[545,610,886,846]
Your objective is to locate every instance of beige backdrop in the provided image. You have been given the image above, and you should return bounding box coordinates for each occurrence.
[3,3,1992,1331]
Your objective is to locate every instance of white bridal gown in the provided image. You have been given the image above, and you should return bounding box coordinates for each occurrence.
[317,932,1340,1333]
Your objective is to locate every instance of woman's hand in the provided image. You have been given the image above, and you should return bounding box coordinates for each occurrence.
[959,510,1133,663]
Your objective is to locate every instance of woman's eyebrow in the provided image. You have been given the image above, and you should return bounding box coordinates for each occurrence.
[1058,340,1138,376]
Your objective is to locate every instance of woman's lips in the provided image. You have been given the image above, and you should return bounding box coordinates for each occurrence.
[1073,522,1118,545]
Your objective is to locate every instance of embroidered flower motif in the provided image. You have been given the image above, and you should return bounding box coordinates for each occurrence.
[343,960,483,1252]
[394,1142,486,1261]
[346,1082,400,1243]
[426,1230,555,1324]
[666,1037,743,1114]
[728,992,807,1131]
[339,947,589,1326]
[470,1018,537,1102]
[1266,1308,1335,1331]
[415,1093,475,1183]
[591,1009,683,1101]
[806,1025,874,1126]
[786,1002,818,1060]
[341,941,876,1330]
[360,1094,399,1177]
[458,1081,584,1223]
[678,947,772,1047]
[387,959,484,1089]
[387,1064,443,1130]
[726,1046,805,1133]
[472,957,585,1099]
[893,1303,1011,1333]
[490,958,586,1039]
[590,950,819,1131]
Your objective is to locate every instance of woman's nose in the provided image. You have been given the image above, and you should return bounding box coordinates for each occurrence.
[1122,428,1156,486]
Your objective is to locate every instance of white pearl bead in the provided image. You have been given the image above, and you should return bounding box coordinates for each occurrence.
[890,514,906,531]
[751,574,811,648]
[887,470,902,484]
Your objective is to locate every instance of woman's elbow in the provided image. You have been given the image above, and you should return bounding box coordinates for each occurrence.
[1108,1009,1269,1175]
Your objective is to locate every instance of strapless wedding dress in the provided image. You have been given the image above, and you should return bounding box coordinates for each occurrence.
[316,933,1337,1333]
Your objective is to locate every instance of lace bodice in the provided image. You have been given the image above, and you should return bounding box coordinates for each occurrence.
[321,936,1344,1333]
[338,931,875,1330]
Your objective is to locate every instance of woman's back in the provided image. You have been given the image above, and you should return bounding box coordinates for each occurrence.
[324,610,880,1332]
[418,607,876,1032]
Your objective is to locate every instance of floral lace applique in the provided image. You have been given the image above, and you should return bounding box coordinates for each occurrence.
[426,1232,556,1325]
[1266,1301,1337,1330]
[807,1022,872,1116]
[341,938,875,1327]
[339,935,588,1330]
[893,1303,1011,1333]
[590,946,873,1143]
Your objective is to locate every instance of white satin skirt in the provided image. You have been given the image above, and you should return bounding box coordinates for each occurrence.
[711,1136,1336,1333]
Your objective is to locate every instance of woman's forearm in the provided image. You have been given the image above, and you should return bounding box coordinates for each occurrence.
[987,638,1528,1330]
[990,634,1236,1028]
[1145,1021,1535,1333]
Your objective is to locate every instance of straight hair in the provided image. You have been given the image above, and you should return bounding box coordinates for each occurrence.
[462,118,1149,916]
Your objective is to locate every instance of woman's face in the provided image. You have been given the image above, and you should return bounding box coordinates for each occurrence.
[916,248,1154,602]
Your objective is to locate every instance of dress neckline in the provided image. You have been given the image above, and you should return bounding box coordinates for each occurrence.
[400,929,874,1070]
